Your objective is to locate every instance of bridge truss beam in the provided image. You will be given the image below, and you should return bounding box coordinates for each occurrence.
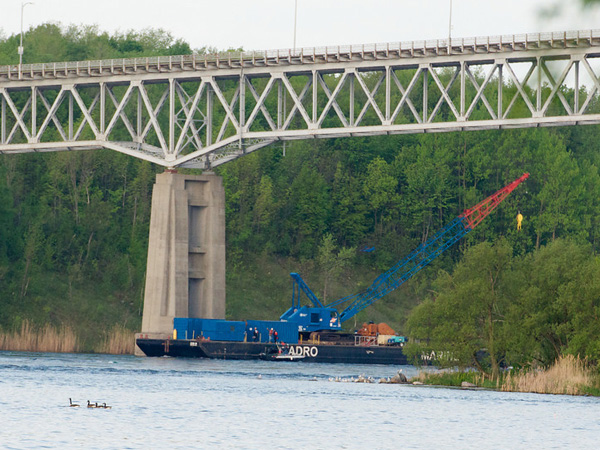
[1,30,600,168]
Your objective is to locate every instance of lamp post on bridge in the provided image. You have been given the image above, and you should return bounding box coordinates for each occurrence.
[293,0,298,53]
[448,0,453,55]
[284,0,299,158]
[19,1,34,79]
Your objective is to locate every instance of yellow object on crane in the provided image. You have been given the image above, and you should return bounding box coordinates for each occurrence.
[517,212,523,231]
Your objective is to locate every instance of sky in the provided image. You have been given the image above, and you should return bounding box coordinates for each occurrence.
[1,0,600,52]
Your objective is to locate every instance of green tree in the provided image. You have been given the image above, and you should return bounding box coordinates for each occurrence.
[506,239,592,366]
[331,162,368,247]
[558,255,600,363]
[286,165,330,258]
[407,240,513,377]
[317,233,355,303]
[394,135,455,243]
[253,175,276,237]
[363,157,398,237]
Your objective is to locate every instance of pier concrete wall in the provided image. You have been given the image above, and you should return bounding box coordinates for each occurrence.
[138,171,225,348]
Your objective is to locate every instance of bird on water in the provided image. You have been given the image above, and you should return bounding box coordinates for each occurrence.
[69,398,80,407]
[86,400,112,409]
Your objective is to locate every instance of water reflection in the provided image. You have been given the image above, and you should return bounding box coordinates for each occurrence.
[1,351,598,449]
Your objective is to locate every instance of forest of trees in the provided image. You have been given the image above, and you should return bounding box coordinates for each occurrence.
[0,23,599,373]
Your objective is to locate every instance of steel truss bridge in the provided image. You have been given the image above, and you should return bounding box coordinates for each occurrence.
[1,30,600,168]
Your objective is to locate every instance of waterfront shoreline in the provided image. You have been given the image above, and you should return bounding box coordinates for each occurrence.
[409,355,600,397]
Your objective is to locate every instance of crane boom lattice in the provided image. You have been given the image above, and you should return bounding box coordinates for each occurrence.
[338,216,469,322]
[281,173,529,332]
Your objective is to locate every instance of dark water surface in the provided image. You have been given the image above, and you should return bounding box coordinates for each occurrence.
[0,351,598,449]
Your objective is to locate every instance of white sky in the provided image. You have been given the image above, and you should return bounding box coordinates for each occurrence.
[1,0,600,52]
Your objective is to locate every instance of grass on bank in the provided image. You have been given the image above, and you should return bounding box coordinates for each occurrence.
[411,369,502,389]
[0,269,141,353]
[0,321,135,355]
[0,320,79,353]
[95,325,136,355]
[412,355,600,396]
[501,355,600,396]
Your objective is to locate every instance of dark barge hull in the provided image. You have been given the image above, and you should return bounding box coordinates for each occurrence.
[136,338,408,365]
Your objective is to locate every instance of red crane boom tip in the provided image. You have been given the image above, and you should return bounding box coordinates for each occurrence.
[461,173,529,229]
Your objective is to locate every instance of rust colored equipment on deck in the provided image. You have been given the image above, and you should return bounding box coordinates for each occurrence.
[358,322,396,336]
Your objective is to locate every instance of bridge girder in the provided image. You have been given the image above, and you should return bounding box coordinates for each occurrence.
[1,30,600,168]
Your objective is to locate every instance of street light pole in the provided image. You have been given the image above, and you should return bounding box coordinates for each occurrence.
[293,0,298,53]
[448,0,453,55]
[285,0,299,158]
[19,2,34,78]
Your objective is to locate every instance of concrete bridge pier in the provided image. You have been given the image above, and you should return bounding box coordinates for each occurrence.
[135,171,226,355]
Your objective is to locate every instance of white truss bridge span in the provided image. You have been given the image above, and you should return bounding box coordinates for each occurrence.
[2,30,600,168]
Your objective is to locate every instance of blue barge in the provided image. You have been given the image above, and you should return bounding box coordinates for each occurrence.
[137,175,529,366]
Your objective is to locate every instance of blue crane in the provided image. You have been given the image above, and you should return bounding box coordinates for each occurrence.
[280,173,529,332]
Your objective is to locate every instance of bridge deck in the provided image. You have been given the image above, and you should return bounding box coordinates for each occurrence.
[2,30,600,83]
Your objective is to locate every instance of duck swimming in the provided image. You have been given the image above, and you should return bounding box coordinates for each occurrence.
[69,398,79,407]
[87,400,98,408]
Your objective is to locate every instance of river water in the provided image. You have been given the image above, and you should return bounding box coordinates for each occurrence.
[0,351,598,449]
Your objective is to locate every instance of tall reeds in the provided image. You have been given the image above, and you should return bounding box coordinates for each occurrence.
[501,354,593,395]
[0,320,79,353]
[95,325,135,355]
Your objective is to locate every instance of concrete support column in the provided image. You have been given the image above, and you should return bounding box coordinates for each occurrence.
[139,171,226,338]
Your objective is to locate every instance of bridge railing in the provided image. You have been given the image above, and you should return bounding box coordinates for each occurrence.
[1,30,599,79]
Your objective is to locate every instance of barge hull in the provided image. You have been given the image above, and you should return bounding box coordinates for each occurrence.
[136,338,408,365]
